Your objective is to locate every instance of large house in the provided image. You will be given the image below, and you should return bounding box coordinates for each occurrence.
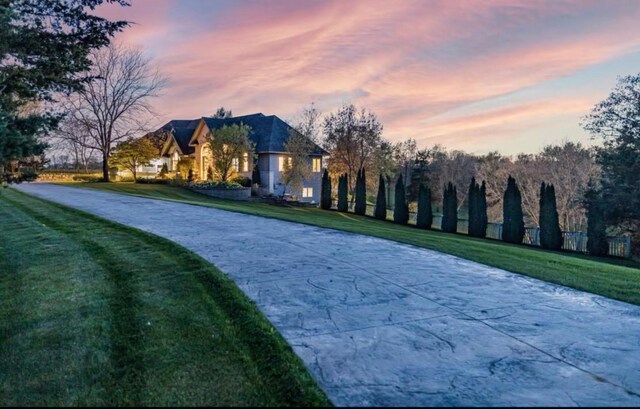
[156,113,327,202]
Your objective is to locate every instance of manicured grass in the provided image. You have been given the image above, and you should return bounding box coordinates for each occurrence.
[68,182,640,306]
[0,188,330,406]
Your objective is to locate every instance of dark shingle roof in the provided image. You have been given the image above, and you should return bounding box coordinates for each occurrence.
[201,113,327,155]
[160,119,199,155]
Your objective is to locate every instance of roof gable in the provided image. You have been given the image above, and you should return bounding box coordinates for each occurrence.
[158,119,199,156]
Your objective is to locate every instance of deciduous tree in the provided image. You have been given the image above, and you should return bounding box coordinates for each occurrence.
[323,104,383,202]
[110,137,156,182]
[282,129,313,197]
[207,123,254,182]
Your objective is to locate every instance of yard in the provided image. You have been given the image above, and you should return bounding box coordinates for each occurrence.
[0,188,330,406]
[68,182,640,306]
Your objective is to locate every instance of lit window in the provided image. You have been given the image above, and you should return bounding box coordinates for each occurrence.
[232,157,239,171]
[279,156,291,171]
[242,152,249,172]
[312,157,321,172]
[302,187,313,198]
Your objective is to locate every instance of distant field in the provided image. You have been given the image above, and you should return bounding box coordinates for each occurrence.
[0,188,330,406]
[65,182,640,306]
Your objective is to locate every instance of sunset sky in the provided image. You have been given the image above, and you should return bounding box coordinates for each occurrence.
[97,0,640,155]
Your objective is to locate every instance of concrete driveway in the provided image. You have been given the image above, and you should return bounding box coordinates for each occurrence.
[14,183,640,406]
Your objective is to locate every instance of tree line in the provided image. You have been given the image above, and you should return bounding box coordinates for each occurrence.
[320,168,610,256]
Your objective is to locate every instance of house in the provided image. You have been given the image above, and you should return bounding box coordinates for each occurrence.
[157,113,328,202]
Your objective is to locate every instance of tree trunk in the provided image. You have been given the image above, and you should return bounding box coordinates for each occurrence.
[102,152,110,182]
[133,168,137,182]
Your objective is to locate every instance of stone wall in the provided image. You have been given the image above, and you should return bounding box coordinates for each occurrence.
[191,187,251,200]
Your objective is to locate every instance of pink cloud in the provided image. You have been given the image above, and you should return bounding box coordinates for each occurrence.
[96,0,640,153]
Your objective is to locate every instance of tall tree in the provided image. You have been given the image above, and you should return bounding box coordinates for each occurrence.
[337,173,348,212]
[374,173,387,220]
[290,102,322,145]
[320,168,332,210]
[468,177,479,237]
[110,137,156,182]
[416,183,433,229]
[354,167,367,215]
[584,180,609,256]
[479,181,488,238]
[502,175,525,244]
[207,123,254,181]
[583,73,640,251]
[0,0,128,175]
[63,43,166,181]
[323,103,383,202]
[441,182,458,233]
[252,163,261,186]
[539,183,563,250]
[212,107,233,118]
[393,176,409,225]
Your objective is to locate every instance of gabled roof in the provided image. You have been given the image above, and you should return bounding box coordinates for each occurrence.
[158,119,199,156]
[199,113,327,155]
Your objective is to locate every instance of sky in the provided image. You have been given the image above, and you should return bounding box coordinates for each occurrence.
[96,0,640,155]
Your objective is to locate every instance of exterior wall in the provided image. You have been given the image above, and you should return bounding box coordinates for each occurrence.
[135,157,169,175]
[260,153,323,202]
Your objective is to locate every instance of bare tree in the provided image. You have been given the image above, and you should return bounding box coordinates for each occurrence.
[476,152,514,221]
[290,102,322,145]
[477,142,597,228]
[427,146,479,210]
[51,115,97,172]
[63,43,166,181]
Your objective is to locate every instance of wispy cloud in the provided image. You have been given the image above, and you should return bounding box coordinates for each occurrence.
[94,0,640,153]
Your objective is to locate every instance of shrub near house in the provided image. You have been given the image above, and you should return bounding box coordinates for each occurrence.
[189,180,251,200]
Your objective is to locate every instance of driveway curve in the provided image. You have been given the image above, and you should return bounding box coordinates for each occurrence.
[14,183,640,406]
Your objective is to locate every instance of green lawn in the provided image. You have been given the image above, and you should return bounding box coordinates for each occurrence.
[66,182,640,306]
[0,188,330,406]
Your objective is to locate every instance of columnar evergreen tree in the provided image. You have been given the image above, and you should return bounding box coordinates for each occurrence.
[468,177,478,237]
[502,175,525,244]
[337,173,349,212]
[320,168,332,210]
[539,182,563,250]
[354,167,367,215]
[441,182,458,233]
[374,174,387,220]
[479,181,488,238]
[393,176,409,224]
[416,183,433,229]
[252,163,261,186]
[585,181,609,256]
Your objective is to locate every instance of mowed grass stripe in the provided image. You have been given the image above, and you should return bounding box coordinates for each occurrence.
[0,189,330,406]
[69,183,640,305]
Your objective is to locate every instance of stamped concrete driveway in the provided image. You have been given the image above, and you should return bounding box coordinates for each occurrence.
[15,183,640,406]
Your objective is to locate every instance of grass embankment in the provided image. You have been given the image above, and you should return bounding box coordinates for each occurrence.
[70,182,640,305]
[0,188,330,406]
